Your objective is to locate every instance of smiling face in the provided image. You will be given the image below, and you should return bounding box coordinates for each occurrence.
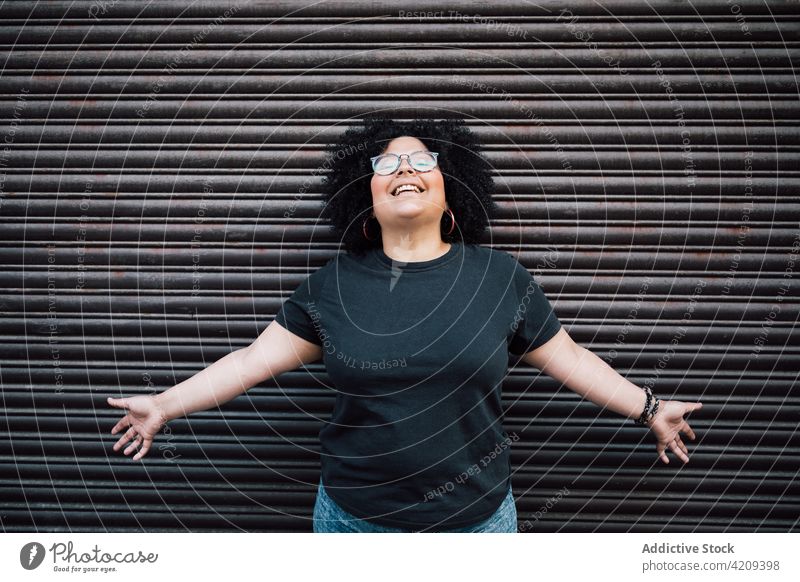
[369,136,447,228]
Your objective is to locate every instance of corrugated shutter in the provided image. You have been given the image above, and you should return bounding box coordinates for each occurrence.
[1,1,798,532]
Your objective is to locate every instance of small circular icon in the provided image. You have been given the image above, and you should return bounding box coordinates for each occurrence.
[20,542,46,570]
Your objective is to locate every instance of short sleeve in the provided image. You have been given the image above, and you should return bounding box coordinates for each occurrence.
[274,262,332,346]
[507,258,562,355]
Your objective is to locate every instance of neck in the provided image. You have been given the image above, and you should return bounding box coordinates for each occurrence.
[380,230,452,263]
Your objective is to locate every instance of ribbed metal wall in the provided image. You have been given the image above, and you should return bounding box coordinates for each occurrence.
[1,1,798,532]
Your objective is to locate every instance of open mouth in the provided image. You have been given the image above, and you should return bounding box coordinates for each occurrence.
[391,184,425,197]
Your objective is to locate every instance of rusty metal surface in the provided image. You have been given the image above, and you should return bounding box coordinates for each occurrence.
[0,1,798,532]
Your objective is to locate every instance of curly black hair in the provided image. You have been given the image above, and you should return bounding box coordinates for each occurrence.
[319,114,498,256]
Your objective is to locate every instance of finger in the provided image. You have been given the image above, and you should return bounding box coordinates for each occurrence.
[124,439,140,456]
[669,440,689,463]
[676,438,689,456]
[107,397,129,410]
[681,422,697,441]
[656,441,669,464]
[124,434,142,456]
[110,415,130,435]
[686,402,703,414]
[132,437,152,461]
[113,426,136,451]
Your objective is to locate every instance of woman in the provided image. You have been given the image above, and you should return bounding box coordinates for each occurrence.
[107,115,702,533]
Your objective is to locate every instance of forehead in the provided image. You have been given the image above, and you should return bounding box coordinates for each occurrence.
[381,136,428,154]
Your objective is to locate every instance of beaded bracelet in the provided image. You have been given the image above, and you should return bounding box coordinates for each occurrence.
[634,388,653,425]
[648,398,661,423]
[634,388,660,425]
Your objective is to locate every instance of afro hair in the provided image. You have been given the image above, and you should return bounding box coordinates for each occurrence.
[319,114,498,256]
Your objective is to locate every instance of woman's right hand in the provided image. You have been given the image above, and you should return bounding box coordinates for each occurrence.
[107,395,168,461]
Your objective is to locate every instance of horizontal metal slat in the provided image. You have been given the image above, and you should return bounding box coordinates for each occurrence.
[0,19,797,44]
[3,148,798,172]
[2,174,796,196]
[0,245,795,272]
[2,97,799,120]
[1,0,798,19]
[3,199,795,221]
[1,122,796,146]
[1,47,798,68]
[1,223,796,246]
[2,71,800,94]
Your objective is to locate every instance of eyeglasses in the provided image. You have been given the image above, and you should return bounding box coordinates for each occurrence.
[370,151,439,175]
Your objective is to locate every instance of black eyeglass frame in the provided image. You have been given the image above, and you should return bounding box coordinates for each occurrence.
[370,151,440,175]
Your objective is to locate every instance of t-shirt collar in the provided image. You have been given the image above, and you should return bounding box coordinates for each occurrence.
[371,241,461,272]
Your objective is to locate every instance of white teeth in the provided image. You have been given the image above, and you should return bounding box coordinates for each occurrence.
[392,184,422,196]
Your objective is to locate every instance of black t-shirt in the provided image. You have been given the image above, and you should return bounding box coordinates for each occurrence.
[274,241,562,530]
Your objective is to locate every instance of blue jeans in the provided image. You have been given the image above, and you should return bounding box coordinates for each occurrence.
[312,479,518,533]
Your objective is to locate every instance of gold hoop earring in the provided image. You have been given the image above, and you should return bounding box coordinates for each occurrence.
[442,208,456,236]
[362,214,379,241]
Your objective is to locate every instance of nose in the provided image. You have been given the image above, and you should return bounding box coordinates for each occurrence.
[395,157,416,174]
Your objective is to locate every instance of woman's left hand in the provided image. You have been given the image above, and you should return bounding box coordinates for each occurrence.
[646,400,703,464]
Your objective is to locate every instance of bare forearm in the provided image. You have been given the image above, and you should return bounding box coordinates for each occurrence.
[544,344,647,420]
[155,347,263,421]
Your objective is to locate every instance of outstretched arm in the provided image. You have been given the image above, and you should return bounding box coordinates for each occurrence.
[107,320,323,460]
[153,319,322,422]
[520,328,703,464]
